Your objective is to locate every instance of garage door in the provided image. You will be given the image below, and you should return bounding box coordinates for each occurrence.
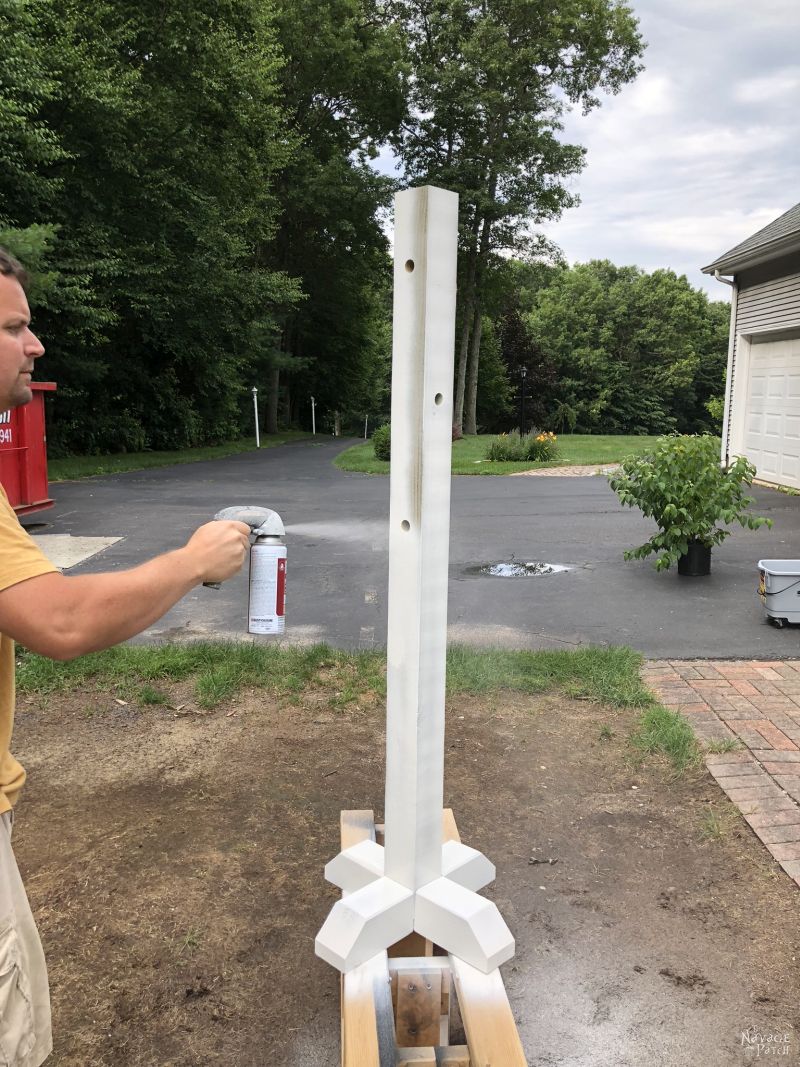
[745,335,800,488]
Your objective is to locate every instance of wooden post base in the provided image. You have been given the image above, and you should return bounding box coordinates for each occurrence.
[338,810,527,1067]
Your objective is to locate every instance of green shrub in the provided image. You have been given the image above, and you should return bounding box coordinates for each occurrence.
[609,434,772,571]
[705,394,724,428]
[372,423,391,461]
[485,430,559,463]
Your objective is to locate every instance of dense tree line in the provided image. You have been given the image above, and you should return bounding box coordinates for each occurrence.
[1,0,720,455]
[487,260,730,436]
[0,0,401,453]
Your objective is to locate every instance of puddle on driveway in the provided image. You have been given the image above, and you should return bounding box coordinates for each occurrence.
[466,560,572,578]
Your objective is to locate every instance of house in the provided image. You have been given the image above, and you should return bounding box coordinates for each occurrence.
[702,203,800,488]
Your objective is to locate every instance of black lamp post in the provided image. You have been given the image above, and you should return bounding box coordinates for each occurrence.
[520,366,528,436]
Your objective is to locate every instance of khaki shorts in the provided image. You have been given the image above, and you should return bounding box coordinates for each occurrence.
[0,813,51,1067]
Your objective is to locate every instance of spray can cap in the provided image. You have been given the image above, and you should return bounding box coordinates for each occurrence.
[213,506,285,538]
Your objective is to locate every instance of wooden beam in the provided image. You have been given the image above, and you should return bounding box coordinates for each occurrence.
[442,810,460,845]
[396,1050,436,1066]
[388,958,452,978]
[438,1048,470,1067]
[340,812,396,1067]
[440,813,527,1066]
[395,1046,470,1067]
[342,958,396,1067]
[448,957,527,1067]
[395,967,442,1047]
[389,932,433,959]
[389,957,451,1047]
[342,810,379,849]
[318,185,511,975]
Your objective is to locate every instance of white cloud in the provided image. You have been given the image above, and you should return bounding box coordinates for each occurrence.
[625,73,677,117]
[734,68,800,104]
[638,209,783,257]
[540,0,800,296]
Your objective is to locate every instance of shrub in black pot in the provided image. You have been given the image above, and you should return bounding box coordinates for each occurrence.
[608,435,772,575]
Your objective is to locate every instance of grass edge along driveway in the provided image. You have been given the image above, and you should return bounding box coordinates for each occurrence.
[19,642,702,774]
[336,433,664,475]
[48,432,313,483]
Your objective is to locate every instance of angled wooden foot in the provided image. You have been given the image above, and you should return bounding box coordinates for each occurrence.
[415,878,515,972]
[441,840,495,892]
[316,877,415,973]
[326,839,386,892]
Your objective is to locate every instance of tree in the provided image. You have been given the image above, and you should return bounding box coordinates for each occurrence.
[391,0,644,433]
[483,256,559,432]
[57,0,299,450]
[496,304,556,431]
[0,0,116,448]
[0,0,66,223]
[0,0,411,453]
[475,316,513,432]
[269,0,406,432]
[524,260,730,434]
[1,0,300,453]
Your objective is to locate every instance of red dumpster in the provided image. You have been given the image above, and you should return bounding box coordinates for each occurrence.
[0,381,57,515]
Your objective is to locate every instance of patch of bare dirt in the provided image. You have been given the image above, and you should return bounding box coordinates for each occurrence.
[10,683,800,1065]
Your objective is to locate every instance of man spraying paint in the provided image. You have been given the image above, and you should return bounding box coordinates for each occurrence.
[0,247,250,1066]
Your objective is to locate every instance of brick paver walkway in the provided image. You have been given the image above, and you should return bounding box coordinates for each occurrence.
[643,660,800,889]
[510,463,620,477]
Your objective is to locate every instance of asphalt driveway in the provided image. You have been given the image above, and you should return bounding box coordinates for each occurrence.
[29,437,800,658]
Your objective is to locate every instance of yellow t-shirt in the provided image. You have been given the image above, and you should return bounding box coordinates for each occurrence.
[0,486,58,812]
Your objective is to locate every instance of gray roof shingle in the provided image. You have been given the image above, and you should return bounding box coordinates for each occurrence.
[703,201,800,274]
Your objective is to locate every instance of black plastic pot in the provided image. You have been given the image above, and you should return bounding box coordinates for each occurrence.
[677,540,711,577]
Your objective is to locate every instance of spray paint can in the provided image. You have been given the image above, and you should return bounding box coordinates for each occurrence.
[205,507,286,636]
[248,532,287,635]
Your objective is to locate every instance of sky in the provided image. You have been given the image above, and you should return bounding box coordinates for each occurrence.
[374,0,800,301]
[536,0,800,299]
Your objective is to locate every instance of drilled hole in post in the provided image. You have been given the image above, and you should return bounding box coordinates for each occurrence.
[434,393,443,405]
[401,520,411,531]
[404,259,415,273]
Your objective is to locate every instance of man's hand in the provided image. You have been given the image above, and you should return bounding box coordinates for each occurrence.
[182,521,251,584]
[0,520,253,660]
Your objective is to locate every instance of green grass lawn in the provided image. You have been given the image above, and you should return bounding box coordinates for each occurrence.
[17,641,700,772]
[335,433,663,475]
[48,432,313,482]
[19,642,651,711]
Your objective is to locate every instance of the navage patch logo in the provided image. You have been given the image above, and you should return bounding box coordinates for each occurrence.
[741,1028,792,1057]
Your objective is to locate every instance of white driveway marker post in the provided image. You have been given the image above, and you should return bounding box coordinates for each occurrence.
[252,386,260,448]
[315,186,514,975]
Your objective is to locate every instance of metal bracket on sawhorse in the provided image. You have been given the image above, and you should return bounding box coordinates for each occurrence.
[338,810,528,1067]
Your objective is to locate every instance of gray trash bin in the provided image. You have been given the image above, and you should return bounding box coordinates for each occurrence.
[758,559,800,627]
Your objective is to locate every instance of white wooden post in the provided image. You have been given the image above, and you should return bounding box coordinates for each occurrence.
[383,184,457,892]
[315,186,514,975]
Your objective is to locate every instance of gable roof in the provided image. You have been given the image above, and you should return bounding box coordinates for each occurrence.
[702,202,800,276]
